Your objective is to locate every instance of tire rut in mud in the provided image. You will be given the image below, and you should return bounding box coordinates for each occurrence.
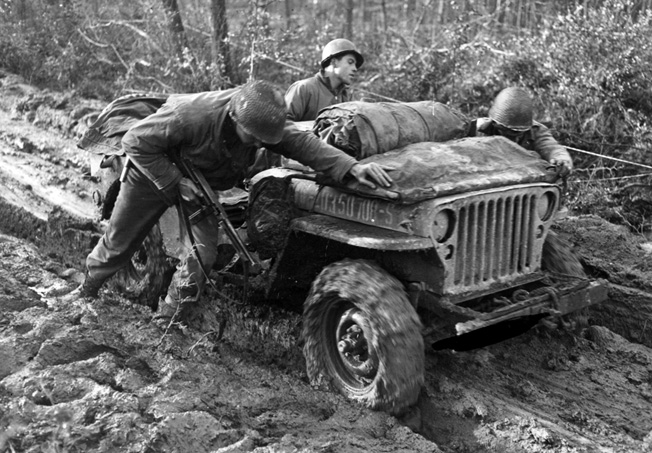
[422,326,652,451]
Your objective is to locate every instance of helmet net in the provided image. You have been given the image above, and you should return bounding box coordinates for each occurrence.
[489,87,533,131]
[231,80,287,144]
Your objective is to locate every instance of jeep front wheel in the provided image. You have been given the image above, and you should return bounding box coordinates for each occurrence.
[302,259,424,415]
[542,230,586,277]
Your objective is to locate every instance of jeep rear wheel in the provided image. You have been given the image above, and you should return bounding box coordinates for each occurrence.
[302,259,424,415]
[108,224,175,308]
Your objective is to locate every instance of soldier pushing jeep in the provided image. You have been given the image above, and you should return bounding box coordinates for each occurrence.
[63,80,392,328]
[467,87,574,177]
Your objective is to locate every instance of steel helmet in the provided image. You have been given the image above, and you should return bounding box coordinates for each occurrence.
[230,80,287,145]
[320,39,364,69]
[488,87,533,131]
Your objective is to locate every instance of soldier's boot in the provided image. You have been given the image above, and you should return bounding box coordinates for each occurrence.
[152,297,192,331]
[60,275,105,303]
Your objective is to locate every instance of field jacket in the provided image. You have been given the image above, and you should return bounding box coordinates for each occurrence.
[468,117,571,164]
[121,88,357,205]
[285,71,351,121]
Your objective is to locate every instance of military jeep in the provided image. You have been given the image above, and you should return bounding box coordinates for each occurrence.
[81,97,608,416]
[246,134,608,415]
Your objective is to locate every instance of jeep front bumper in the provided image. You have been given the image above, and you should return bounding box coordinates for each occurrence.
[418,277,609,343]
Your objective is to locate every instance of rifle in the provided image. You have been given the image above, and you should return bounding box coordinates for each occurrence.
[176,156,260,271]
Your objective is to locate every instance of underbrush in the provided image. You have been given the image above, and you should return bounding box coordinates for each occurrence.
[2,0,651,234]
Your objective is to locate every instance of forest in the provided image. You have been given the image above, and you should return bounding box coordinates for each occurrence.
[2,0,652,232]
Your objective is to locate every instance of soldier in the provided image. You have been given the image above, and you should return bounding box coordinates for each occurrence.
[285,38,364,121]
[467,87,573,177]
[64,80,392,327]
[247,39,364,177]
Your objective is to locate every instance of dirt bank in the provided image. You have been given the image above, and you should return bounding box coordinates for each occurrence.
[1,70,652,452]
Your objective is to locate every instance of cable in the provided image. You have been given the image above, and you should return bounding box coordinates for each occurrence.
[566,145,652,171]
[572,172,652,183]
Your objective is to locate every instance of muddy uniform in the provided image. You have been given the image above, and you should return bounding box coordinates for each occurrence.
[248,72,352,176]
[86,88,357,306]
[467,118,571,165]
[285,71,352,121]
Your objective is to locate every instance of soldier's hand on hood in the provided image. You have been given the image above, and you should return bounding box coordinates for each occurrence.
[349,162,393,189]
[549,157,573,178]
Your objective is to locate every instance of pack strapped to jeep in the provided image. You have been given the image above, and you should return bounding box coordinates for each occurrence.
[313,101,469,159]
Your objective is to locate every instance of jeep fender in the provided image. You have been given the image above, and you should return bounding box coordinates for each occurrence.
[291,214,434,251]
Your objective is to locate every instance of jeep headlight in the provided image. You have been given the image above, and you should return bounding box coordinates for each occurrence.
[537,191,555,221]
[433,209,454,242]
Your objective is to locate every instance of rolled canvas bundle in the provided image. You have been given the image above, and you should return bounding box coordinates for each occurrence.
[78,94,169,156]
[313,101,469,159]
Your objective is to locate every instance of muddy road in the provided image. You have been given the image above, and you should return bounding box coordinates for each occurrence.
[1,70,652,452]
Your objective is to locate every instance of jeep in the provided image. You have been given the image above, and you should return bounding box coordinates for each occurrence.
[245,133,607,415]
[82,99,608,416]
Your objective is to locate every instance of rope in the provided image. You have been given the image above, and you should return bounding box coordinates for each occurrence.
[572,172,652,183]
[566,145,652,171]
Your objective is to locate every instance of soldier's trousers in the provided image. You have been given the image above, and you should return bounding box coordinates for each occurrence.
[86,164,221,307]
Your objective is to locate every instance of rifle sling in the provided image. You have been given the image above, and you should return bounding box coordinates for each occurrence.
[180,197,251,302]
[179,200,210,284]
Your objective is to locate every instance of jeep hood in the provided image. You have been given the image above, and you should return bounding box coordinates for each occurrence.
[342,136,560,204]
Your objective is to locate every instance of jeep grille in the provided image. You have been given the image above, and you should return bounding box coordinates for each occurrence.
[437,186,557,298]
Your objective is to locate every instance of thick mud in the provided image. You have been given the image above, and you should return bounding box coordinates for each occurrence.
[1,70,652,452]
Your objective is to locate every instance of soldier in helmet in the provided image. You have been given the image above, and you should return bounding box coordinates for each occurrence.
[285,38,364,121]
[467,87,573,177]
[64,80,392,326]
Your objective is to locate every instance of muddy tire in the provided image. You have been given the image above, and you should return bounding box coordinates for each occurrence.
[110,224,175,307]
[542,230,586,277]
[302,259,424,415]
[541,229,589,329]
[247,176,293,259]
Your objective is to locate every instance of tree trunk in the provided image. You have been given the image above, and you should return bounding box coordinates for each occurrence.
[210,0,233,86]
[515,0,522,29]
[361,0,371,32]
[160,0,190,62]
[285,0,293,29]
[381,0,388,31]
[345,0,354,39]
[404,0,416,19]
[529,0,536,30]
[436,0,445,23]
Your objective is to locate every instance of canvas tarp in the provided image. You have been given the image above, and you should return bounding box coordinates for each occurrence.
[313,101,468,159]
[77,94,169,155]
[340,136,560,204]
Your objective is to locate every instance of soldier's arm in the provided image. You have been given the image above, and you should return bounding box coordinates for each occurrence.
[121,104,184,204]
[285,82,309,122]
[268,122,392,188]
[532,122,573,176]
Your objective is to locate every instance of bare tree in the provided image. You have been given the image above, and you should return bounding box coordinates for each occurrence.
[345,0,354,39]
[361,0,371,32]
[404,0,416,19]
[210,0,233,86]
[285,0,293,29]
[160,0,190,62]
[435,0,446,24]
[381,0,388,31]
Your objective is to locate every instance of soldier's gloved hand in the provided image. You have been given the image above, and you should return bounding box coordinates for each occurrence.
[349,163,394,189]
[178,177,203,203]
[549,157,573,178]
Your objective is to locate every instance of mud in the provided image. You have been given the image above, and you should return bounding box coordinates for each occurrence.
[1,70,652,452]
